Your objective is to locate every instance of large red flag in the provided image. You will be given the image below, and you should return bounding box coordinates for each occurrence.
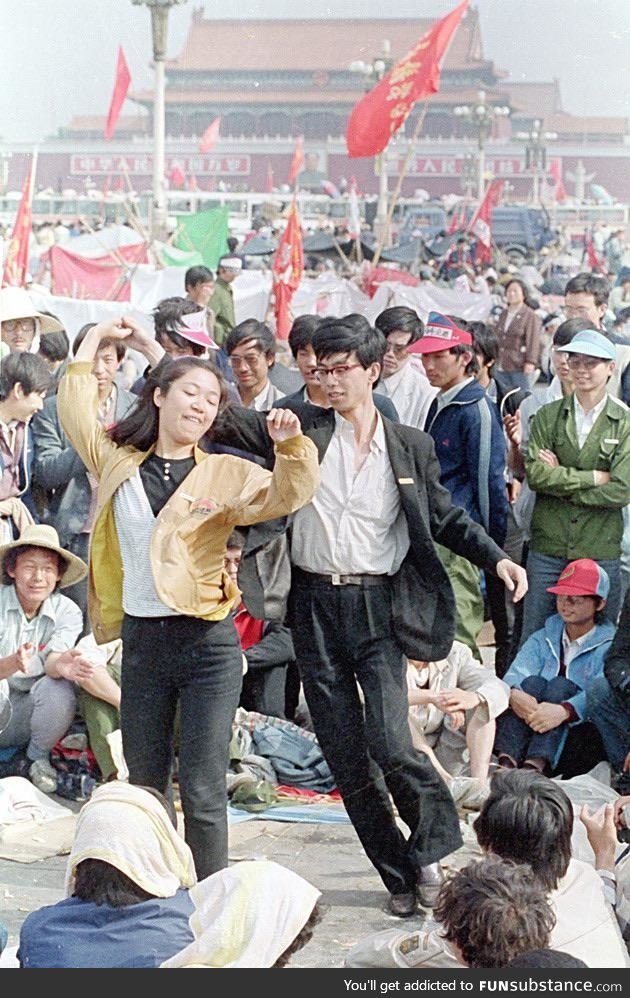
[2,153,37,288]
[104,46,131,141]
[346,0,468,158]
[287,136,305,185]
[548,158,567,202]
[198,116,221,154]
[467,179,504,264]
[584,232,604,272]
[272,198,303,340]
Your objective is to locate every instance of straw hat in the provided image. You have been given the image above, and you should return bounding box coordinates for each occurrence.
[0,524,87,588]
[0,287,63,334]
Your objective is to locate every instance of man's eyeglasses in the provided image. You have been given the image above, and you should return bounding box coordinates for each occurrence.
[384,342,410,359]
[2,318,36,333]
[315,363,363,379]
[228,352,264,368]
[566,355,608,370]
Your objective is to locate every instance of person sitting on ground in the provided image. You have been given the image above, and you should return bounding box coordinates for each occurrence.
[17,782,198,968]
[433,858,555,968]
[225,528,296,719]
[406,639,509,792]
[161,859,322,968]
[494,559,614,777]
[586,586,630,796]
[0,352,51,540]
[278,313,399,421]
[345,769,629,969]
[0,524,94,792]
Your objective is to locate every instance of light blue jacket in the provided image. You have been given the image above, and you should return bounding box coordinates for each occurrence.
[503,613,615,724]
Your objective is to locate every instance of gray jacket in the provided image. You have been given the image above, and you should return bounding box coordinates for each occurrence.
[31,388,136,547]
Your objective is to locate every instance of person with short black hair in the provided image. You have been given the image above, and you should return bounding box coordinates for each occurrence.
[226,318,283,410]
[564,272,630,404]
[37,321,70,397]
[373,306,435,429]
[434,858,555,968]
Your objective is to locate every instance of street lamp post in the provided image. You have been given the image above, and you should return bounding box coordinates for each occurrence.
[349,41,394,244]
[516,119,558,204]
[453,90,510,201]
[131,0,187,241]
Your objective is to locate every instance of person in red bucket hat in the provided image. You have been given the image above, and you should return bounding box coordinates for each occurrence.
[493,559,614,777]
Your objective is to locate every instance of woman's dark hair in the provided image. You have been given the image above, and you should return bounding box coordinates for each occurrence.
[38,326,69,363]
[473,769,573,891]
[0,351,51,401]
[272,902,323,968]
[2,546,67,587]
[109,356,228,451]
[311,314,386,370]
[505,278,538,310]
[288,315,323,358]
[226,528,247,550]
[552,317,594,348]
[73,322,126,363]
[226,319,276,358]
[374,306,424,345]
[433,859,555,968]
[73,858,155,908]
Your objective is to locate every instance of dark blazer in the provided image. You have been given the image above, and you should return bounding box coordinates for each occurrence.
[212,403,507,661]
[495,304,541,372]
[278,385,400,422]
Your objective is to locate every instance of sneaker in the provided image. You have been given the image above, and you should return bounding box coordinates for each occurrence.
[28,757,58,795]
[387,891,417,918]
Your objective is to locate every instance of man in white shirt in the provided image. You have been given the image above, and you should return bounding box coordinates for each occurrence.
[0,525,94,792]
[374,307,436,430]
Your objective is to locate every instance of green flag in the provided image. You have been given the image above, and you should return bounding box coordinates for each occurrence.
[173,206,229,269]
[160,244,204,268]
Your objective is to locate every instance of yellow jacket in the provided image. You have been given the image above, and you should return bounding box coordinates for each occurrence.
[58,362,319,643]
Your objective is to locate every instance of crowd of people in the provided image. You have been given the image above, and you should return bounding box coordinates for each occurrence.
[0,234,629,968]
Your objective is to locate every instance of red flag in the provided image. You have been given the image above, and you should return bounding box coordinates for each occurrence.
[198,116,221,154]
[104,46,131,141]
[272,198,303,340]
[346,0,468,158]
[265,161,274,193]
[169,162,186,189]
[447,202,466,234]
[467,179,504,264]
[2,153,37,288]
[584,232,604,272]
[548,158,566,202]
[287,136,305,185]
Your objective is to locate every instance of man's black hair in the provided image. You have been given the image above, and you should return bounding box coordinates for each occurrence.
[73,323,126,363]
[565,272,611,307]
[153,296,206,357]
[0,351,51,401]
[374,306,424,345]
[287,315,323,358]
[184,265,214,289]
[311,314,386,371]
[225,319,276,358]
[552,317,594,348]
[38,326,70,363]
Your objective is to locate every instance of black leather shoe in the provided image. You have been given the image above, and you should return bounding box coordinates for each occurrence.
[387,891,417,918]
[416,863,445,908]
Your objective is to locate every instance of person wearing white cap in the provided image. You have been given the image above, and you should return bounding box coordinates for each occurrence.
[521,329,630,644]
[0,286,63,355]
[208,255,242,348]
[0,524,94,793]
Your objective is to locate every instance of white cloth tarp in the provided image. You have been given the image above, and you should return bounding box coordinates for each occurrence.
[370,282,493,323]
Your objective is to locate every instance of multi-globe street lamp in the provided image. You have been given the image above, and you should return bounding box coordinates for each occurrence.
[131,0,187,241]
[453,90,510,201]
[515,119,558,204]
[349,40,394,244]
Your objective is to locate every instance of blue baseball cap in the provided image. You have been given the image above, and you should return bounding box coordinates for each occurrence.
[561,330,616,362]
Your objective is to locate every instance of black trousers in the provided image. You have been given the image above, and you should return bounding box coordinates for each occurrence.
[290,572,463,896]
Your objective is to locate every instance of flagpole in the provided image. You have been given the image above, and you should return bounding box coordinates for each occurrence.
[371,101,429,268]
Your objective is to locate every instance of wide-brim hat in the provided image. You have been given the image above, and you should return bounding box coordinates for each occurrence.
[178,312,219,350]
[0,286,64,334]
[0,524,87,588]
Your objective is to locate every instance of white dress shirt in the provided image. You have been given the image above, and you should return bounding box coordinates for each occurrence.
[291,412,410,575]
[573,394,608,449]
[375,362,437,431]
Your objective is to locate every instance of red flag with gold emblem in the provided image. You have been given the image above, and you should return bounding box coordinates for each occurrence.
[346,0,468,158]
[198,116,221,154]
[2,152,37,288]
[272,198,303,340]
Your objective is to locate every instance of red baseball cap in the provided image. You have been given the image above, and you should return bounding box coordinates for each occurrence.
[407,311,473,355]
[546,559,609,600]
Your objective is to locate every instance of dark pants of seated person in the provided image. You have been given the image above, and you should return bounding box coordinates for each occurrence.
[494,674,580,766]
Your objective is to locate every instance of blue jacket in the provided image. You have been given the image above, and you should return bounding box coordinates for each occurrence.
[425,379,508,546]
[503,613,615,726]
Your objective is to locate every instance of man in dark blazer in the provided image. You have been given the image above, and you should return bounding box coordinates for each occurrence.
[211,313,527,919]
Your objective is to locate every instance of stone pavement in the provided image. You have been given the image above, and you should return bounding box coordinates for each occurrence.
[0,792,480,969]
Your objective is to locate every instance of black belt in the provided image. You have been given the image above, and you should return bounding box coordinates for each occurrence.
[293,567,389,587]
